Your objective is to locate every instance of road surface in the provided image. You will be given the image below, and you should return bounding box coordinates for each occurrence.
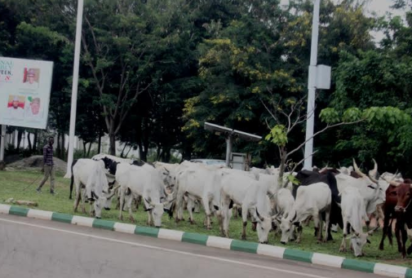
[0,214,377,278]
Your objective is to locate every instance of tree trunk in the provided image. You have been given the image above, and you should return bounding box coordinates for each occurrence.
[125,145,132,157]
[17,129,23,152]
[27,133,32,152]
[97,133,102,154]
[120,143,127,158]
[278,147,287,187]
[62,133,66,159]
[57,132,61,158]
[109,133,116,156]
[83,141,87,157]
[156,145,161,161]
[33,130,38,153]
[87,141,93,157]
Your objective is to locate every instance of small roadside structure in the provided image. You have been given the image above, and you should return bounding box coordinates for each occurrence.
[204,122,262,168]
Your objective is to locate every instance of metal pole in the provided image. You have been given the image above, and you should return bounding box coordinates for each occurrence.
[303,0,320,170]
[65,0,84,178]
[0,125,6,161]
[225,135,232,167]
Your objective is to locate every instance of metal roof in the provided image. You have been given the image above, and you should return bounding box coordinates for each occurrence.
[204,122,262,142]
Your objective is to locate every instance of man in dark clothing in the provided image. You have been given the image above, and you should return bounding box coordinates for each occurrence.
[36,137,55,194]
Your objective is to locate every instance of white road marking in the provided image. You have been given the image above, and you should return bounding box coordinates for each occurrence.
[0,217,332,278]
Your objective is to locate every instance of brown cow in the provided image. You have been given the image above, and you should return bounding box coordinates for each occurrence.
[379,184,398,250]
[380,179,412,258]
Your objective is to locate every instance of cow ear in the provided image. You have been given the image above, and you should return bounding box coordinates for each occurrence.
[255,207,264,222]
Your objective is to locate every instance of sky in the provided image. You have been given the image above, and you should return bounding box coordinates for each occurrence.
[279,0,407,42]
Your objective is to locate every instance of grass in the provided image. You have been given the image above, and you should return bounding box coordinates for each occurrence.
[0,169,410,268]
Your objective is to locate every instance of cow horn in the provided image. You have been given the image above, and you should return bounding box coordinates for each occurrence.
[108,185,120,198]
[383,176,400,187]
[353,159,365,178]
[291,211,297,222]
[368,159,378,182]
[392,170,400,181]
[144,198,154,206]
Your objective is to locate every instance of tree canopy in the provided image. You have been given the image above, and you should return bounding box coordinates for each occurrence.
[1,0,412,175]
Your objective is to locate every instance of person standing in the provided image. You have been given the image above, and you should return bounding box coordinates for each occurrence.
[36,137,55,194]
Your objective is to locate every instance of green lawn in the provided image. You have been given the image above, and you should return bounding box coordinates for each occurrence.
[0,169,410,267]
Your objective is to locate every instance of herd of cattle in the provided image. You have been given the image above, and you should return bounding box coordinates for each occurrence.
[69,154,412,258]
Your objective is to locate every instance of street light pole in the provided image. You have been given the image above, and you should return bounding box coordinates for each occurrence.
[303,0,321,170]
[0,125,5,162]
[65,0,84,178]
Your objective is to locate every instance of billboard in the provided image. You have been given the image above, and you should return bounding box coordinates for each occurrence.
[0,57,53,129]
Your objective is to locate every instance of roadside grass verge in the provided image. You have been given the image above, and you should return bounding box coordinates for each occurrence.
[0,169,410,267]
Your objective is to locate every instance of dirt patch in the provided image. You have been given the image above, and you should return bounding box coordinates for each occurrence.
[7,155,67,173]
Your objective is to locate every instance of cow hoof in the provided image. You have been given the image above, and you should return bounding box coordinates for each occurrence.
[241,235,247,240]
[129,217,136,223]
[339,247,347,253]
[189,219,196,225]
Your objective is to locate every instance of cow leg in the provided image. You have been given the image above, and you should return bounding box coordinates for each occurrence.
[296,224,303,243]
[147,211,152,226]
[80,188,87,214]
[187,199,196,225]
[379,209,391,250]
[221,196,231,238]
[241,206,249,240]
[73,180,81,213]
[323,208,331,243]
[400,222,407,258]
[175,191,185,223]
[312,213,320,241]
[128,195,135,223]
[395,221,403,254]
[340,218,348,252]
[194,200,200,213]
[89,201,95,217]
[232,205,238,219]
[388,218,394,246]
[202,197,212,230]
[118,188,125,221]
[317,213,324,243]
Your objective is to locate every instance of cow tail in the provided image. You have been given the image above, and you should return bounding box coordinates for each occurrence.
[69,160,78,200]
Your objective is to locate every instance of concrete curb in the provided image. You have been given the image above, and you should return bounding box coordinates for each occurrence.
[1,204,410,278]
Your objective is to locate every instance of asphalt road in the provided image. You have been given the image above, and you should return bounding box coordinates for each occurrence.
[0,214,378,278]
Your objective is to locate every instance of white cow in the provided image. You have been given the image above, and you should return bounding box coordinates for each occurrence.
[174,166,215,223]
[220,174,275,243]
[279,182,331,244]
[202,168,258,229]
[335,170,384,216]
[339,186,374,257]
[70,159,118,218]
[116,163,174,227]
